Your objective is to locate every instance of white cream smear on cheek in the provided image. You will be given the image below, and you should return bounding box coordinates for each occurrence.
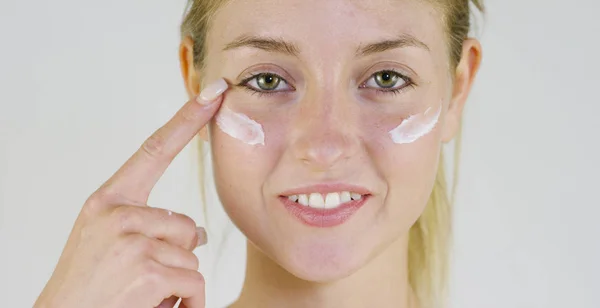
[388,104,442,144]
[216,106,265,146]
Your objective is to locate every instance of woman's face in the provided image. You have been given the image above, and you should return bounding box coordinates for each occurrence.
[200,0,460,281]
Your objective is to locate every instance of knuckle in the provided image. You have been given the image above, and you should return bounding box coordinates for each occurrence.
[139,260,164,288]
[191,271,206,287]
[112,207,142,233]
[117,235,154,261]
[79,192,117,235]
[180,251,200,270]
[83,186,124,218]
[131,235,155,255]
[182,214,196,228]
[191,254,200,270]
[82,190,110,216]
[179,215,198,247]
[82,195,102,214]
[141,134,167,159]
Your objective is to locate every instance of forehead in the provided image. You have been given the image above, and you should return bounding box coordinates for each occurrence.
[208,0,447,61]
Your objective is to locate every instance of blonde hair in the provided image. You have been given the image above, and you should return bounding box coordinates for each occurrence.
[181,1,483,307]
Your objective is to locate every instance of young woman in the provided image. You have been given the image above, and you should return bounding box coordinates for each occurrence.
[34,0,482,307]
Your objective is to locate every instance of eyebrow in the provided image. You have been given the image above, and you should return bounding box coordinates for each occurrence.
[223,35,300,57]
[222,33,429,57]
[356,34,430,56]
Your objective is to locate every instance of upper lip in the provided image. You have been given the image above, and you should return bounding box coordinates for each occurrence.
[279,183,373,197]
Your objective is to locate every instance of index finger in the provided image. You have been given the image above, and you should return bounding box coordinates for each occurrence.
[103,78,228,202]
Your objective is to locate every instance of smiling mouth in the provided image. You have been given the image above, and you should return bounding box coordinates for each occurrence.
[278,184,372,227]
[286,191,366,209]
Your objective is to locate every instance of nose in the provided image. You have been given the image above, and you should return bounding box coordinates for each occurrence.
[289,91,360,171]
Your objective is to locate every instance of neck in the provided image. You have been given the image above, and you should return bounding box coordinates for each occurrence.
[229,235,416,308]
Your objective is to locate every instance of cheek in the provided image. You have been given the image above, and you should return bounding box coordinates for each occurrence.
[363,103,443,225]
[208,98,288,224]
[375,133,441,198]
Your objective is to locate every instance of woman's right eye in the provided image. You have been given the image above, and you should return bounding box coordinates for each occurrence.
[243,73,293,92]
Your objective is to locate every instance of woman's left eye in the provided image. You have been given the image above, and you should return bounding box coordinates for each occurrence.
[243,73,293,92]
[362,70,410,91]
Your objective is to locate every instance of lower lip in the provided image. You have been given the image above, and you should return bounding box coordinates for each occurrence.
[279,196,369,228]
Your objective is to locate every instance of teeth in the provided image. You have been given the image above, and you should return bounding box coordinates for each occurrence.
[298,194,309,206]
[325,192,341,209]
[308,193,325,208]
[340,191,351,203]
[287,191,364,209]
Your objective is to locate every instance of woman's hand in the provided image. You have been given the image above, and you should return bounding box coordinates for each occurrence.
[34,79,228,308]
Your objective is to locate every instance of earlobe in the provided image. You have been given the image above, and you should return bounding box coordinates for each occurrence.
[441,38,482,143]
[179,36,210,141]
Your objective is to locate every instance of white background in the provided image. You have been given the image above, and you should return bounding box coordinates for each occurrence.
[1,0,599,307]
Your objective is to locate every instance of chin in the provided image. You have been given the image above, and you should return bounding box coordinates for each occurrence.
[273,239,372,283]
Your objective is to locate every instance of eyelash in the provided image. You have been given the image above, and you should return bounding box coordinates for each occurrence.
[363,70,415,97]
[236,70,415,97]
[236,73,290,98]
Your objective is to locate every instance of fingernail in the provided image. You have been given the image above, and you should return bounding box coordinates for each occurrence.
[196,226,208,247]
[197,78,228,104]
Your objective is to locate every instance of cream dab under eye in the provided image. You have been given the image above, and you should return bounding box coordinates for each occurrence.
[388,102,441,144]
[216,106,265,146]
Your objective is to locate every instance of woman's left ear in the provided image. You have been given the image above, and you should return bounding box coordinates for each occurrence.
[179,36,210,141]
[180,36,200,98]
[442,38,482,143]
